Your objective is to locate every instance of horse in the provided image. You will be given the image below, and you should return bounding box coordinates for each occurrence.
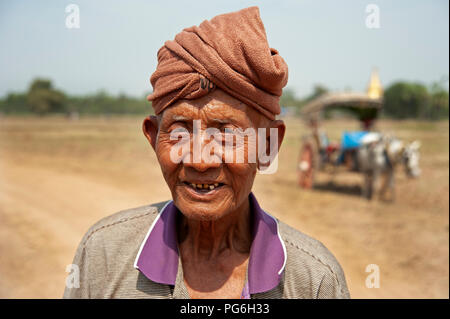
[357,133,421,201]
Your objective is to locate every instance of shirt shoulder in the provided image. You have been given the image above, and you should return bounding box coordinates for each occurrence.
[63,201,171,299]
[80,201,168,245]
[277,220,350,299]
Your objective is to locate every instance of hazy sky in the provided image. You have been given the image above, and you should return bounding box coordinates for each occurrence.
[0,0,448,98]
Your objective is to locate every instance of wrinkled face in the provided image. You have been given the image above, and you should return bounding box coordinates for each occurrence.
[143,90,284,221]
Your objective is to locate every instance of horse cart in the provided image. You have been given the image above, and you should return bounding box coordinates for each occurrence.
[297,89,421,201]
[297,92,383,190]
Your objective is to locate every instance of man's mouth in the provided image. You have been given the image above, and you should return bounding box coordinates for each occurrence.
[183,181,225,193]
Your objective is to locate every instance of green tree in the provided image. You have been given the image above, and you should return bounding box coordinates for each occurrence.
[280,88,298,107]
[383,82,429,119]
[280,85,329,114]
[426,81,449,120]
[304,85,328,104]
[0,93,28,113]
[27,78,66,115]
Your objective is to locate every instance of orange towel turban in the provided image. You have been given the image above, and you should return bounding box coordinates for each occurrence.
[147,6,289,120]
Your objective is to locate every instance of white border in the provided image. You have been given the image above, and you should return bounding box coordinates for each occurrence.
[133,200,173,270]
[133,201,287,276]
[263,210,287,275]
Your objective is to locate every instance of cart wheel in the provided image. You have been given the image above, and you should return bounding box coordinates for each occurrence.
[298,143,315,189]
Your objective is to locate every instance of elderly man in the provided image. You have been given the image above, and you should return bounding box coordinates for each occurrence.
[64,7,349,299]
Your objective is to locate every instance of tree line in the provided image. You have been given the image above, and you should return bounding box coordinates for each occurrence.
[0,79,151,116]
[0,78,448,120]
[280,80,448,120]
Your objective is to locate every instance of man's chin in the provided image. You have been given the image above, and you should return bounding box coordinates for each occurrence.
[180,209,227,222]
[172,185,232,217]
[173,195,233,222]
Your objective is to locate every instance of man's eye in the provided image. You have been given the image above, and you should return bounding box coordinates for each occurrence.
[169,127,190,141]
[222,125,236,133]
[168,122,188,133]
[171,127,187,133]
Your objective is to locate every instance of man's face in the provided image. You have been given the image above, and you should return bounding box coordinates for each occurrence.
[143,89,284,221]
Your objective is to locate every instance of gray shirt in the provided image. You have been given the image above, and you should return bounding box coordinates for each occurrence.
[63,200,350,299]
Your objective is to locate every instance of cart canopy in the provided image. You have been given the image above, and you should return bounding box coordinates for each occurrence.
[301,92,383,121]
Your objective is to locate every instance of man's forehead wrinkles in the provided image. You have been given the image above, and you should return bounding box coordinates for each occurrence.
[210,118,231,124]
[203,99,247,111]
[161,98,254,127]
[161,104,199,121]
[172,115,190,121]
[203,109,251,128]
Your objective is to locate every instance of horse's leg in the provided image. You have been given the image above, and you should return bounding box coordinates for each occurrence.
[388,169,396,202]
[373,170,381,200]
[378,171,389,201]
[362,172,368,198]
[363,171,374,200]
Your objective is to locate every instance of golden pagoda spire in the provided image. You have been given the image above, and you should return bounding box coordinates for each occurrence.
[367,68,383,99]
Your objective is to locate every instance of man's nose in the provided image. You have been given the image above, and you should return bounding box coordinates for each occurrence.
[182,133,222,172]
[183,159,221,172]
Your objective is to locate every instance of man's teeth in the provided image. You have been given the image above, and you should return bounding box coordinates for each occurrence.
[190,183,220,190]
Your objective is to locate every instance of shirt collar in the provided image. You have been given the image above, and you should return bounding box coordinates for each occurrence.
[134,193,287,294]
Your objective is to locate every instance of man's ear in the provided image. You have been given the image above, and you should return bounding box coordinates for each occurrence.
[142,115,159,151]
[257,119,286,170]
[267,119,286,154]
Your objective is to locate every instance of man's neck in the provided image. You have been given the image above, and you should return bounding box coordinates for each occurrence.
[178,199,252,261]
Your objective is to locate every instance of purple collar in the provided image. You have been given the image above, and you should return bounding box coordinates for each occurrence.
[134,193,287,294]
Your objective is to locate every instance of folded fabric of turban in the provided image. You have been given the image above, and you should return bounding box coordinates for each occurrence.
[147,6,289,120]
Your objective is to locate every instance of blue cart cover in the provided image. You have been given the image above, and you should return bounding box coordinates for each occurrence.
[341,131,369,150]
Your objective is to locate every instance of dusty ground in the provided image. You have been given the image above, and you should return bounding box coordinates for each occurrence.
[0,116,448,298]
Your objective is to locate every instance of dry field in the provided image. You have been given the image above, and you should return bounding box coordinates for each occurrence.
[0,115,448,298]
